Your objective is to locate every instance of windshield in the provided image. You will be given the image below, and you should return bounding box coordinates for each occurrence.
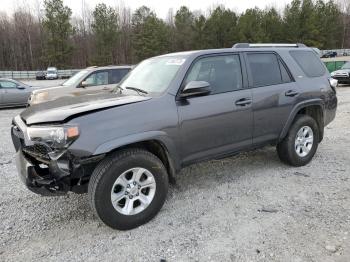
[62,70,89,86]
[341,62,350,69]
[119,56,187,94]
[47,70,56,74]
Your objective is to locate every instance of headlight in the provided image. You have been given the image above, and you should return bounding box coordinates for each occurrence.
[330,72,335,76]
[32,92,49,104]
[27,125,79,148]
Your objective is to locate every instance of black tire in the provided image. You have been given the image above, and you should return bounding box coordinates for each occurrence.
[88,148,169,230]
[277,115,319,167]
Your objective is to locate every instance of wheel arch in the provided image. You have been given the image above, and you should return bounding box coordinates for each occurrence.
[279,99,325,142]
[93,131,180,184]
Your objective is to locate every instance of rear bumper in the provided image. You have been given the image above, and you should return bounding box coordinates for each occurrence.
[324,91,337,127]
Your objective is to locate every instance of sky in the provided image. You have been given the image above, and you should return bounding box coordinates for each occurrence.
[1,0,293,18]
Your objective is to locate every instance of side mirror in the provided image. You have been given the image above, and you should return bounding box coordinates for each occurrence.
[180,81,211,98]
[79,81,88,88]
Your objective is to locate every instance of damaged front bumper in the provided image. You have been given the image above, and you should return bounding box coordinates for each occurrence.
[11,116,102,196]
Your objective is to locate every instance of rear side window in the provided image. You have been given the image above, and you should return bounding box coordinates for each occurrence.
[290,50,326,77]
[247,53,290,87]
[184,54,243,94]
[110,69,130,84]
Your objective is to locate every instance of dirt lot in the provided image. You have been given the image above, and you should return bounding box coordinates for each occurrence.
[0,84,350,262]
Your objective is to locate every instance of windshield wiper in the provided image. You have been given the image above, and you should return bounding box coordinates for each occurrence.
[125,86,148,95]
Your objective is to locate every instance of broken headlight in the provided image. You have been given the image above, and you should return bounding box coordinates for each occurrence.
[27,125,79,148]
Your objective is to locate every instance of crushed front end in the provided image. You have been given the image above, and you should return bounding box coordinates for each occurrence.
[11,115,102,196]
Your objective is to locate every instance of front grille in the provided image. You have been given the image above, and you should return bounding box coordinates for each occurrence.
[23,143,52,163]
[334,73,349,77]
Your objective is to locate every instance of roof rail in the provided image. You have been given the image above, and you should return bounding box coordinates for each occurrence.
[232,43,306,48]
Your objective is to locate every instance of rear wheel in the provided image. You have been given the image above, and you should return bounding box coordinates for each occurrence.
[277,115,319,166]
[88,148,168,230]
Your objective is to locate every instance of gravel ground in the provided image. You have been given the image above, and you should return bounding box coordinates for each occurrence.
[0,85,350,262]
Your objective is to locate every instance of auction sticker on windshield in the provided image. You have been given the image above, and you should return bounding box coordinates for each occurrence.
[165,58,186,66]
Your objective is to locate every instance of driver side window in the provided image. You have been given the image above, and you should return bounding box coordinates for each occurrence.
[184,54,243,94]
[84,71,108,86]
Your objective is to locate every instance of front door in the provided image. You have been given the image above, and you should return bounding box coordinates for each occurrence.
[177,54,253,164]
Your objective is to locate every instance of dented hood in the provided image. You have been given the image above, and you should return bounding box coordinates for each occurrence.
[21,92,151,125]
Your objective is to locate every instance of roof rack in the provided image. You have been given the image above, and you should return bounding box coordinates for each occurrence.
[232,43,306,48]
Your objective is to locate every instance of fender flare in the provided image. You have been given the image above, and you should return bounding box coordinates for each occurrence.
[93,130,181,171]
[279,99,324,141]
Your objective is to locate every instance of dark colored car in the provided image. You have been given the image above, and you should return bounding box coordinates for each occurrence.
[321,51,337,58]
[11,43,337,230]
[35,71,46,80]
[0,78,33,108]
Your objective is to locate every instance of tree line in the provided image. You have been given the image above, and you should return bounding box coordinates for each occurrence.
[0,0,349,70]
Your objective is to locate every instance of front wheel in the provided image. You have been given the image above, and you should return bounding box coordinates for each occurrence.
[88,148,169,230]
[277,115,319,166]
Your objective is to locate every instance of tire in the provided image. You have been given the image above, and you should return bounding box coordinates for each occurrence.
[88,148,169,230]
[277,115,319,167]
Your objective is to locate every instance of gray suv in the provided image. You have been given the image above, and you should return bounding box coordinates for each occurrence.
[11,43,337,230]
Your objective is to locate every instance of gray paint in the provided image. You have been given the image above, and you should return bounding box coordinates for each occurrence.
[14,47,337,173]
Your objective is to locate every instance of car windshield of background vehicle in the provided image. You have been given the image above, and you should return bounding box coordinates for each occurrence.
[119,56,187,94]
[62,70,89,86]
[342,62,350,69]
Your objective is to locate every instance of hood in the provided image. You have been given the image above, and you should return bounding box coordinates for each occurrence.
[21,92,151,125]
[332,69,350,75]
[32,86,63,93]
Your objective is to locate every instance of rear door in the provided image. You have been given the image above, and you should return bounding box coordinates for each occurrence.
[177,53,253,164]
[245,52,299,145]
[108,68,131,88]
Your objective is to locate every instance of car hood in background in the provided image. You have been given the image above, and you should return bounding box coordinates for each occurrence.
[32,85,63,93]
[21,93,151,125]
[332,69,350,75]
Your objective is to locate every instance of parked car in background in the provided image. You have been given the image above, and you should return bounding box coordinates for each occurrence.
[331,61,350,84]
[46,67,58,80]
[12,43,337,230]
[311,47,321,57]
[29,65,132,105]
[0,78,33,108]
[321,51,337,58]
[35,71,46,80]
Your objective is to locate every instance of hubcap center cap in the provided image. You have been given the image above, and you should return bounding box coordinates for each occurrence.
[128,185,138,195]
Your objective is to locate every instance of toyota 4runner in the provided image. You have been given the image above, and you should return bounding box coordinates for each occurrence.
[11,43,337,230]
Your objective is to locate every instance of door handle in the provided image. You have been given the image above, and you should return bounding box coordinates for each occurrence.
[285,90,299,97]
[235,98,252,106]
[102,87,109,90]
